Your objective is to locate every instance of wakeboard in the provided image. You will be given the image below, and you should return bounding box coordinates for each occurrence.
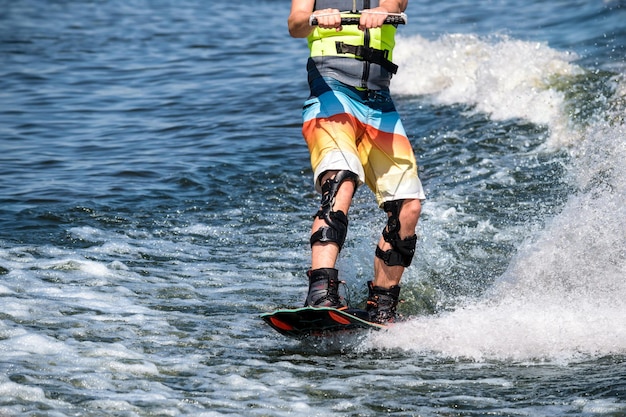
[261,306,385,338]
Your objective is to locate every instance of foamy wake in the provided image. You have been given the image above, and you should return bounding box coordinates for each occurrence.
[375,36,626,362]
[368,192,626,362]
[393,34,584,147]
[369,182,626,361]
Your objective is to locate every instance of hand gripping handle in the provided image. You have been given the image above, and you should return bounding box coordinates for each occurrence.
[309,12,407,26]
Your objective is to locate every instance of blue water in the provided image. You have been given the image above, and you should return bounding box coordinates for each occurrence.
[1,0,625,415]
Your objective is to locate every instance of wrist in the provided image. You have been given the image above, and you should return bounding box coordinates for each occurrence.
[379,0,405,13]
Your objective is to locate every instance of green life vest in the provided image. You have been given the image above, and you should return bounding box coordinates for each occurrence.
[307,0,398,75]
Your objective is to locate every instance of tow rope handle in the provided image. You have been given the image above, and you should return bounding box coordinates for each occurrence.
[309,12,407,26]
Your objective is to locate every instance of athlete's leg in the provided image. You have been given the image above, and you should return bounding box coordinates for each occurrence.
[363,199,420,322]
[357,94,425,322]
[305,170,359,308]
[373,198,421,288]
[359,119,423,290]
[310,170,357,270]
[301,82,366,308]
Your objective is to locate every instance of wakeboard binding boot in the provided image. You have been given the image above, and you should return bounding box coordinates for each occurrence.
[365,281,401,324]
[305,268,347,310]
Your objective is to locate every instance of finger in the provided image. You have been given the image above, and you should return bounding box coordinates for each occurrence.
[315,9,342,29]
[359,10,387,29]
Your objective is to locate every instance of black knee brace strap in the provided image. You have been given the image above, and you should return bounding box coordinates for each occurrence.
[375,199,417,267]
[310,170,359,251]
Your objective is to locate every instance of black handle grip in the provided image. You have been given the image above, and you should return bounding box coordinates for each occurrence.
[310,14,407,26]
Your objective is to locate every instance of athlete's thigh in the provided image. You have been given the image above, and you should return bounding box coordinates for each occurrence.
[302,90,366,189]
[359,113,423,205]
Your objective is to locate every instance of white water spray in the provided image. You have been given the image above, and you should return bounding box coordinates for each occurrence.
[373,36,626,361]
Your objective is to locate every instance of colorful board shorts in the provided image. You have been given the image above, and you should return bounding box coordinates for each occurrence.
[302,76,425,206]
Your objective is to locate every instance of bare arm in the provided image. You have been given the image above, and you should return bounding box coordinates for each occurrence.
[288,0,317,38]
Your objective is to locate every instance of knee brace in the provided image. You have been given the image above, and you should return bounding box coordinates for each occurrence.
[310,170,359,251]
[375,199,417,267]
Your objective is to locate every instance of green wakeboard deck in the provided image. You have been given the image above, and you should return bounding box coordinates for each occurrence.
[261,306,386,339]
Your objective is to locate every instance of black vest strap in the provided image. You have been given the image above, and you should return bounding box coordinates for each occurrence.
[335,42,398,74]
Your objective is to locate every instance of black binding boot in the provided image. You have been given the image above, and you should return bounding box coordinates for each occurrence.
[365,281,401,324]
[304,268,347,309]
